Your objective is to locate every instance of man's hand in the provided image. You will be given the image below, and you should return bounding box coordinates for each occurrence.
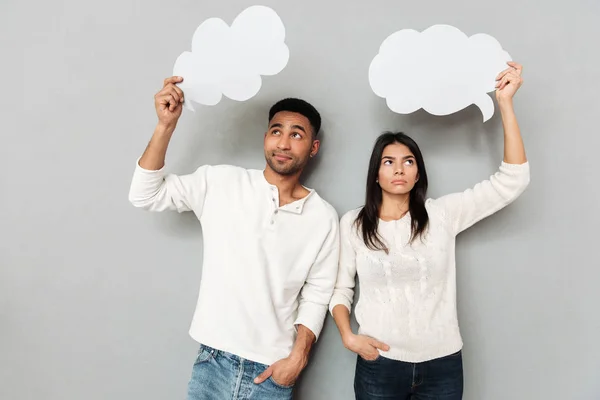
[155,76,185,128]
[254,325,315,387]
[254,353,307,387]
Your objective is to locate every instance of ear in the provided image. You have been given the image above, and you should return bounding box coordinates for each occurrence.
[310,139,320,158]
[415,173,419,182]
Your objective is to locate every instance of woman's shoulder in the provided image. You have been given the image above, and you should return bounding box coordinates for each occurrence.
[341,206,362,223]
[424,197,442,210]
[424,197,449,222]
[339,206,364,231]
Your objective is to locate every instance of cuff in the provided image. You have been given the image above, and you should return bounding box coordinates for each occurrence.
[328,293,352,316]
[293,302,327,342]
[134,157,166,174]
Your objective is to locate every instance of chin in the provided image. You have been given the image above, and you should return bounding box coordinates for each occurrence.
[384,187,411,196]
[270,162,299,176]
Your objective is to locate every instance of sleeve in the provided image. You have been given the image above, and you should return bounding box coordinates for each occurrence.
[431,161,530,235]
[293,211,340,341]
[328,211,358,315]
[127,158,211,215]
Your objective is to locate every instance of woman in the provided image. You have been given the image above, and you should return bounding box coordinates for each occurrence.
[329,61,530,399]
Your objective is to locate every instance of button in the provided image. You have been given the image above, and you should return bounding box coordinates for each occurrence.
[272,198,276,202]
[270,220,274,224]
[274,210,278,214]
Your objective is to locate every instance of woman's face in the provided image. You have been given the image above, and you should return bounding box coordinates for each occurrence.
[377,143,419,196]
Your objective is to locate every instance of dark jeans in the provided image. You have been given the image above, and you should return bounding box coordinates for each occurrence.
[354,351,463,400]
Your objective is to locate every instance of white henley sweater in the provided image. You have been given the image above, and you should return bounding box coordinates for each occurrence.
[129,161,339,366]
[329,161,530,362]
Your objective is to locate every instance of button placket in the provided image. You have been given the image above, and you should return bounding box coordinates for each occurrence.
[270,186,279,225]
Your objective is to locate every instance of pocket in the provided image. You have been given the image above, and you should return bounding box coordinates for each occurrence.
[268,376,295,389]
[194,344,216,365]
[358,354,381,363]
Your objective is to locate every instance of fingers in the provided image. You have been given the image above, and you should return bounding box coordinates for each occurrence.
[155,85,184,112]
[496,73,511,89]
[497,62,523,82]
[507,61,523,74]
[158,85,184,103]
[495,75,508,90]
[172,85,184,102]
[167,95,177,111]
[163,76,183,87]
[496,67,513,81]
[496,71,522,90]
[158,95,169,112]
[161,85,183,102]
[369,339,390,351]
[254,366,273,384]
[362,351,380,361]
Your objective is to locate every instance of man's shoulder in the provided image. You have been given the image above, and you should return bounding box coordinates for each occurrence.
[309,192,339,221]
[193,164,257,180]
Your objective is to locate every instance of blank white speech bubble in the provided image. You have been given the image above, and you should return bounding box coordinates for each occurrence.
[369,24,512,122]
[173,5,289,111]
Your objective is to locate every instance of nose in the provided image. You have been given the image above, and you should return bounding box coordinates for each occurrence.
[277,135,291,150]
[394,165,404,175]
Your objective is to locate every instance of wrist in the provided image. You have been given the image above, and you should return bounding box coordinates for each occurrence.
[288,350,308,368]
[498,97,514,110]
[341,331,355,346]
[155,122,177,136]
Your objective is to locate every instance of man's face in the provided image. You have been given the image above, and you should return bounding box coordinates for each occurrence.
[264,111,319,176]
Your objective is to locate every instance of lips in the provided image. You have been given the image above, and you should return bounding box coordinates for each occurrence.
[273,153,292,161]
[391,179,407,185]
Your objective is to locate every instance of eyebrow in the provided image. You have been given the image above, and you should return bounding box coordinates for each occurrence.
[292,125,307,133]
[382,155,415,160]
[269,123,307,134]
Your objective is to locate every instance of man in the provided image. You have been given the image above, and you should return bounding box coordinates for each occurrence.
[128,76,340,399]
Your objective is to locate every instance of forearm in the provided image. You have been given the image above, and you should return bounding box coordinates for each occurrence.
[499,99,527,164]
[139,123,176,170]
[289,325,316,366]
[332,304,353,342]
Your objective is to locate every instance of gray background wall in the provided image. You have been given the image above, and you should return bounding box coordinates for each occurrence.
[2,0,599,399]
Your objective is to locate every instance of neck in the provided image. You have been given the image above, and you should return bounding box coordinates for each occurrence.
[379,191,410,220]
[263,164,303,198]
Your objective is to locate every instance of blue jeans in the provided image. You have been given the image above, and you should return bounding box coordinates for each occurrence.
[354,351,464,399]
[186,344,293,400]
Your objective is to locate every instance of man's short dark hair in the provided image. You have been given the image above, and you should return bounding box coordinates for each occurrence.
[268,98,321,138]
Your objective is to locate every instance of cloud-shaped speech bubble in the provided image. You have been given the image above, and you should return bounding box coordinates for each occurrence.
[368,24,511,122]
[173,5,289,111]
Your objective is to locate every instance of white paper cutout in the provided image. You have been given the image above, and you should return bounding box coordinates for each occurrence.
[173,5,289,111]
[368,24,512,122]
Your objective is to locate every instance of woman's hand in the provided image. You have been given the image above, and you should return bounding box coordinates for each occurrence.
[495,61,523,102]
[343,333,390,361]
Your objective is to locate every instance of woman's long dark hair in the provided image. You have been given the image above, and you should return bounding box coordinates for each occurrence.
[354,132,429,252]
